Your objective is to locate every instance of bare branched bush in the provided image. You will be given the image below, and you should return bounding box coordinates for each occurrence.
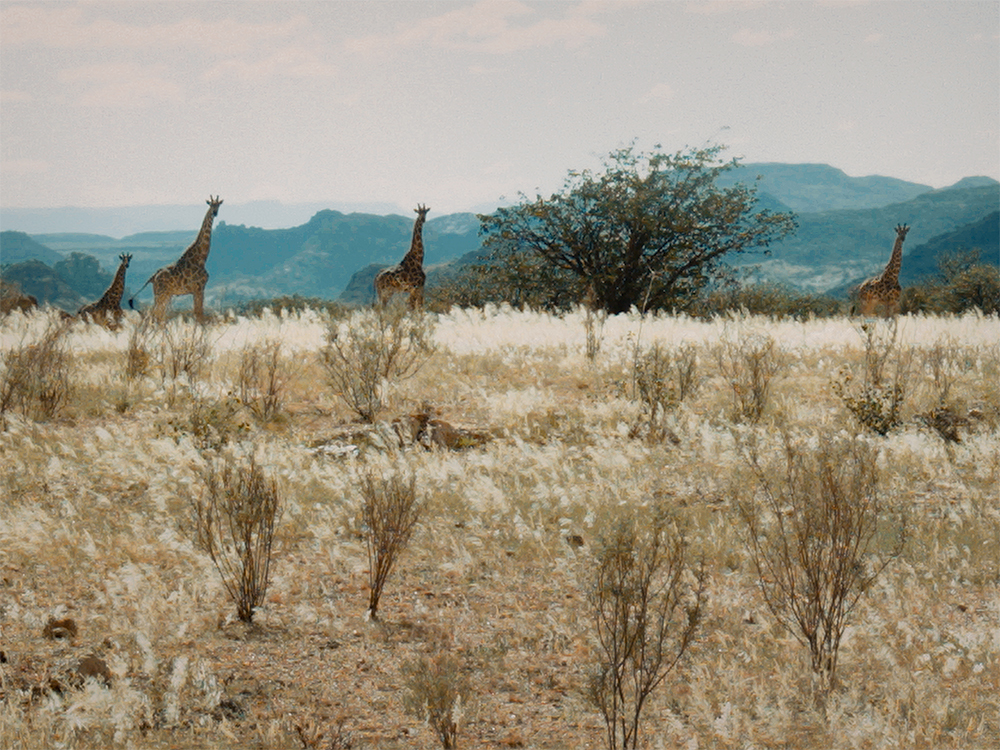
[295,716,355,750]
[402,653,470,749]
[587,506,706,750]
[0,317,73,424]
[320,301,435,422]
[833,320,911,435]
[192,454,283,623]
[113,316,157,412]
[735,431,907,700]
[915,339,970,443]
[630,342,697,441]
[237,339,290,422]
[124,316,156,381]
[716,333,782,424]
[157,320,212,385]
[360,470,423,620]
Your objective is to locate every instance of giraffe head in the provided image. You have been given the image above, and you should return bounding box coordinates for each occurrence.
[207,195,223,216]
[414,204,430,220]
[119,253,132,268]
[895,224,909,241]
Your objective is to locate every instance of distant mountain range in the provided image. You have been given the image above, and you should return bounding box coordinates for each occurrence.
[2,164,997,310]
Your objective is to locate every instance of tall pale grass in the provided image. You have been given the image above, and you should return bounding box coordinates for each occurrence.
[1,306,996,748]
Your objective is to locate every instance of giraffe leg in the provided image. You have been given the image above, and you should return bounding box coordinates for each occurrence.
[409,287,424,310]
[193,287,205,321]
[151,293,170,322]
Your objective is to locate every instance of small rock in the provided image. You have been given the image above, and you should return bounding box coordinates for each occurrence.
[43,617,78,641]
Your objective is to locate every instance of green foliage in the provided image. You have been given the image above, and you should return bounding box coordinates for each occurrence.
[899,250,999,315]
[898,210,998,286]
[694,279,842,319]
[53,252,113,301]
[235,295,350,318]
[429,248,578,312]
[185,394,251,453]
[0,259,82,310]
[832,321,910,436]
[477,143,797,314]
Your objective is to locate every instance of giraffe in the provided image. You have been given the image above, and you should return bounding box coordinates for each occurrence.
[0,280,37,317]
[77,253,132,328]
[130,196,223,321]
[374,204,429,309]
[855,224,910,317]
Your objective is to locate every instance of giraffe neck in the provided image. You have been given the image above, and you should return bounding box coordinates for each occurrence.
[99,259,129,305]
[179,205,218,268]
[880,233,905,284]
[402,215,426,269]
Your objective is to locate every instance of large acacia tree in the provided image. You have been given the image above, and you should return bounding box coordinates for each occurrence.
[477,144,797,314]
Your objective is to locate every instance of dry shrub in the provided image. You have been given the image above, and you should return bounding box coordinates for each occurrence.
[185,394,251,453]
[294,717,355,749]
[631,342,697,441]
[716,333,781,424]
[192,454,283,623]
[0,317,73,424]
[360,470,423,620]
[320,301,435,422]
[915,339,971,443]
[237,339,291,422]
[587,505,706,750]
[736,431,907,700]
[157,320,212,384]
[832,320,911,435]
[113,316,157,412]
[124,316,156,381]
[402,652,470,749]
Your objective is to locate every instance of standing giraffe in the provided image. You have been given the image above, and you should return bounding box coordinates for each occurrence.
[855,224,910,317]
[131,196,223,321]
[374,204,429,309]
[78,253,132,328]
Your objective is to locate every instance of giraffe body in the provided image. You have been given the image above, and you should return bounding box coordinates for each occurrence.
[374,204,429,309]
[78,253,132,328]
[0,282,37,317]
[856,224,910,317]
[137,196,222,321]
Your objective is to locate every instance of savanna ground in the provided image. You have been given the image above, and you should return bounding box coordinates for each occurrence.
[1,305,997,749]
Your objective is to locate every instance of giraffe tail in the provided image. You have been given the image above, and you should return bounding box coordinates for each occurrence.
[128,276,154,310]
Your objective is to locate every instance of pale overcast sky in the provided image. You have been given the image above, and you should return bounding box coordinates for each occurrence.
[1,0,997,215]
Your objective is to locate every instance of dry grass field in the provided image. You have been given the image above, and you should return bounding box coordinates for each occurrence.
[1,305,997,749]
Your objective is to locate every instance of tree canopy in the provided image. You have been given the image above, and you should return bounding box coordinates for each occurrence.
[476,144,797,314]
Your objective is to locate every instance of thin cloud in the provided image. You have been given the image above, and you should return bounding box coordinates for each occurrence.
[685,1,769,16]
[205,50,338,82]
[638,83,676,104]
[731,27,797,46]
[2,158,49,176]
[0,4,309,55]
[346,0,606,56]
[0,89,32,104]
[58,63,183,108]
